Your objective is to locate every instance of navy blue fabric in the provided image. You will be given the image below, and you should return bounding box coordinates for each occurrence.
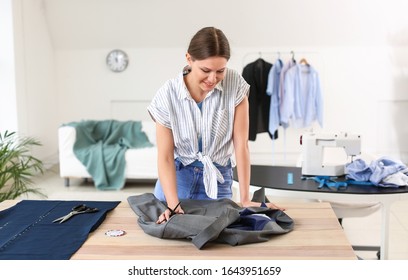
[228,214,272,231]
[227,204,280,231]
[0,200,120,260]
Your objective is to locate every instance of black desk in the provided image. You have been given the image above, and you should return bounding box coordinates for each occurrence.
[233,165,408,259]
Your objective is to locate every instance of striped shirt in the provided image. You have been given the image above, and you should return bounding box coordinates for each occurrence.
[147,67,250,198]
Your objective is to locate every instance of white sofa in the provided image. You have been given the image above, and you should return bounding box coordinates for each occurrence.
[58,120,158,187]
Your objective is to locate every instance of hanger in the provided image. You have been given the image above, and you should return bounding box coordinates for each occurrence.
[290,51,296,63]
[299,58,310,66]
[255,51,267,64]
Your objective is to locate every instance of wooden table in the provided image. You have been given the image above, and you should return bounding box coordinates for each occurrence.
[0,200,357,260]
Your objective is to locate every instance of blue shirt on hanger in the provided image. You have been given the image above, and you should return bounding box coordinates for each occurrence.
[266,58,283,136]
[280,64,323,128]
[278,59,296,129]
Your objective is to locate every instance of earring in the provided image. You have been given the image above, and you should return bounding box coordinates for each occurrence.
[183,65,192,75]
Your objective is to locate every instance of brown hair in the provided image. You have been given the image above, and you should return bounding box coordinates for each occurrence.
[187,27,231,61]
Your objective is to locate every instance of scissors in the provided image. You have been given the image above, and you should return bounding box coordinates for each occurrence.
[53,204,99,224]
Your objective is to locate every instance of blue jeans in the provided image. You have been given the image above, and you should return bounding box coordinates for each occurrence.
[154,159,233,201]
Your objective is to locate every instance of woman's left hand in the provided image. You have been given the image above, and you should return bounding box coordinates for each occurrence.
[264,202,285,211]
[241,200,285,211]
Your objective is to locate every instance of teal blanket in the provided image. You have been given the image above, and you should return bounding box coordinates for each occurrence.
[65,120,153,190]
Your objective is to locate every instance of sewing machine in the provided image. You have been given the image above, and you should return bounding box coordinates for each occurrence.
[300,132,361,176]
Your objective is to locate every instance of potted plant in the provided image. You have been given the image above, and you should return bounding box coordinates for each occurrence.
[0,130,46,202]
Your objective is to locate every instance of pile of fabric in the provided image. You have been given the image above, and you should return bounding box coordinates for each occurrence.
[346,156,408,187]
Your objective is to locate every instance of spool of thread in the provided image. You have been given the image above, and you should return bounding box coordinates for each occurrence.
[287,172,294,185]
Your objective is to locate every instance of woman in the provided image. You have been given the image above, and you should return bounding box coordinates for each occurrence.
[148,27,282,224]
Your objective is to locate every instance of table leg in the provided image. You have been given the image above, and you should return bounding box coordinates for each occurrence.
[380,201,392,260]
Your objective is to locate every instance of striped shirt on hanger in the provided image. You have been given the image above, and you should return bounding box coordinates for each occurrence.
[147,68,250,199]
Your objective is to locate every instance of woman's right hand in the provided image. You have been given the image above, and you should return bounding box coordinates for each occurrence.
[156,205,184,224]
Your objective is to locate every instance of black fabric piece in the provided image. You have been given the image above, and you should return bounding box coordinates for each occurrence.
[242,58,278,141]
[127,193,293,249]
[0,200,120,260]
[251,187,270,203]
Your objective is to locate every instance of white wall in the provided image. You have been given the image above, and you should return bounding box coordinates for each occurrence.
[11,0,59,166]
[56,48,186,123]
[6,0,408,166]
[0,0,18,132]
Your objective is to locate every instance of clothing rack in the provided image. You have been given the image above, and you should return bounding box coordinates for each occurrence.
[242,50,320,165]
[242,50,318,67]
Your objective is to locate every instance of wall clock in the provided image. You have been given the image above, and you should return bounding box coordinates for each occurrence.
[106,49,129,72]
